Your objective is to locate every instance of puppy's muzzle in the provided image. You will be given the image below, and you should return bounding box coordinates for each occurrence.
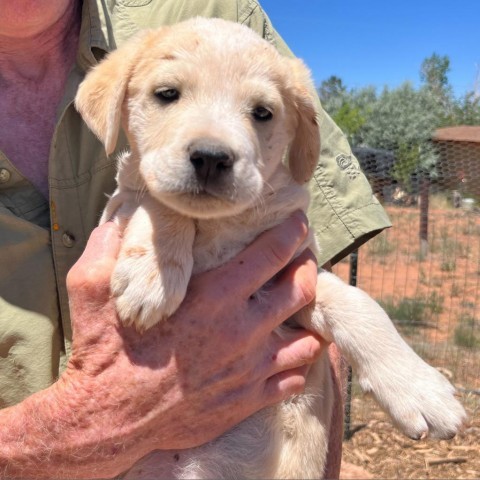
[188,140,235,187]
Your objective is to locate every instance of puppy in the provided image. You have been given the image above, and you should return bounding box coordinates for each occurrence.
[75,18,465,479]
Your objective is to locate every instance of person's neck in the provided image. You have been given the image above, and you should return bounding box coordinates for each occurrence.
[0,1,81,85]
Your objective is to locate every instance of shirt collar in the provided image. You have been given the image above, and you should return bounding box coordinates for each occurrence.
[77,0,115,71]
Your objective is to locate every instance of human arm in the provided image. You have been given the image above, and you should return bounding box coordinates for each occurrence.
[0,212,321,479]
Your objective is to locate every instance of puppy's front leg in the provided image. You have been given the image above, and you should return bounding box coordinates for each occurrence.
[299,270,466,440]
[111,195,195,331]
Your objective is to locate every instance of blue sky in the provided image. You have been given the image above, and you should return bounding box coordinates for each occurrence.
[260,0,480,98]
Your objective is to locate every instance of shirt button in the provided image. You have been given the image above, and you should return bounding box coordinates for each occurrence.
[0,168,11,184]
[62,232,76,248]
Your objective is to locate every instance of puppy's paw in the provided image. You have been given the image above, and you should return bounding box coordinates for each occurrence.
[111,251,189,332]
[360,359,466,440]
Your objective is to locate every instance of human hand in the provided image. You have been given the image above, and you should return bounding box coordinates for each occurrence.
[15,212,320,478]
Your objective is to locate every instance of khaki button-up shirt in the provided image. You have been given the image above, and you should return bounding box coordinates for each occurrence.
[0,0,390,408]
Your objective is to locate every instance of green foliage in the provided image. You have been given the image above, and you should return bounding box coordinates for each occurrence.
[380,297,426,325]
[448,92,480,125]
[360,83,441,187]
[319,77,373,145]
[379,292,444,335]
[420,53,451,97]
[425,291,444,315]
[441,260,456,272]
[454,315,480,349]
[332,102,366,143]
[318,75,347,107]
[366,234,395,257]
[319,52,480,192]
[393,142,421,186]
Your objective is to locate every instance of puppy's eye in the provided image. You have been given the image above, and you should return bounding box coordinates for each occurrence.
[154,88,180,103]
[252,106,273,122]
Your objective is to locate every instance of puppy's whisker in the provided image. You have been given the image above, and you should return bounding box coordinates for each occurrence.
[264,180,275,195]
[136,184,147,203]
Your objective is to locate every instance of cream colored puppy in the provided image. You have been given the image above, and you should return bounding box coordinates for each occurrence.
[76,18,465,479]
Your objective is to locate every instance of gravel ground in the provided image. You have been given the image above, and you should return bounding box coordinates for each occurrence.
[341,391,480,479]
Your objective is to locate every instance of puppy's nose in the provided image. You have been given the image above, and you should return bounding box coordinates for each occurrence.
[188,141,235,184]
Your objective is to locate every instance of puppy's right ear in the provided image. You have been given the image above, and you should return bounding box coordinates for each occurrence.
[75,33,147,155]
[283,58,321,184]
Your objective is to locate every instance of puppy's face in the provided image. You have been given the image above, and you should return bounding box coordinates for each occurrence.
[76,18,320,219]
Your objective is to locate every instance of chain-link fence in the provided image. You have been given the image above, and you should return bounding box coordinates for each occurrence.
[335,127,480,478]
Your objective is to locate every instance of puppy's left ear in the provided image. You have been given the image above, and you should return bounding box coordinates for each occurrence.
[286,59,321,184]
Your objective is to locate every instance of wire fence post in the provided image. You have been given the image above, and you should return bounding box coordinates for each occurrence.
[419,172,430,258]
[344,249,358,440]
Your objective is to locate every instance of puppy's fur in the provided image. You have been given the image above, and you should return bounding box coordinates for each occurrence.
[76,18,465,479]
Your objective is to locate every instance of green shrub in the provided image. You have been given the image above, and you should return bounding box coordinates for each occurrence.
[454,315,480,349]
[367,235,395,257]
[379,292,444,333]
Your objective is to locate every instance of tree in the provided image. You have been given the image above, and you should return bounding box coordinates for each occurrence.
[361,83,438,147]
[420,53,451,96]
[332,102,366,145]
[358,82,441,190]
[449,92,480,125]
[318,53,479,193]
[318,78,375,144]
[420,53,453,119]
[318,75,347,114]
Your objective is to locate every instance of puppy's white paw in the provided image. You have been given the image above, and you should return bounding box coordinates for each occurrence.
[359,358,466,440]
[111,250,189,332]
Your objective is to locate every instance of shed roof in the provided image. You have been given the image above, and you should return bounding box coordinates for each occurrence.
[433,126,480,143]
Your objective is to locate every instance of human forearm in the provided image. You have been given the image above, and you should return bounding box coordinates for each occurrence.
[0,384,106,479]
[0,376,141,479]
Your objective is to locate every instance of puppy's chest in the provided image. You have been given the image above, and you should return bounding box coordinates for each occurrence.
[191,182,309,275]
[192,218,270,275]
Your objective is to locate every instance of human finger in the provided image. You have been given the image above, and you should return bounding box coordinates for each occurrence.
[266,328,323,377]
[211,211,309,298]
[67,222,122,341]
[250,248,317,334]
[76,221,121,268]
[263,365,311,404]
[67,222,121,293]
